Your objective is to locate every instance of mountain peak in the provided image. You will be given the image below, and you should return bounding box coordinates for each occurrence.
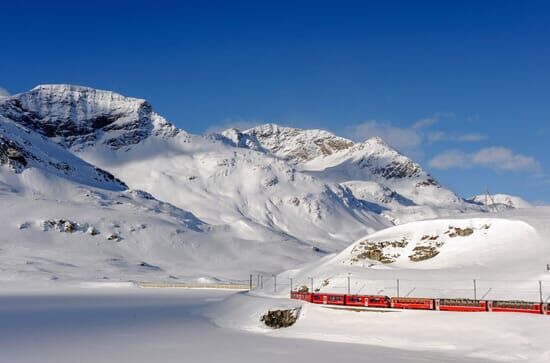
[242,123,354,162]
[0,84,176,150]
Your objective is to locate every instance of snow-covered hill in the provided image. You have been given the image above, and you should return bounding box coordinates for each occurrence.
[280,206,550,301]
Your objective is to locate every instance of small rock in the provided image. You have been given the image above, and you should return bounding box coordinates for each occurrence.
[260,308,300,329]
[106,233,121,241]
[87,226,99,236]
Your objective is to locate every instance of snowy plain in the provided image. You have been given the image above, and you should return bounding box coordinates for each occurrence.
[3,287,540,363]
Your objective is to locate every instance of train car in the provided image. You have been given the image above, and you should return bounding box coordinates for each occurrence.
[491,301,548,315]
[345,295,391,308]
[437,299,491,312]
[290,291,313,302]
[312,293,346,305]
[391,297,435,310]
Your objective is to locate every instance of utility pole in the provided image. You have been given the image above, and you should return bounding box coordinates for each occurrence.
[347,273,351,295]
[540,280,543,303]
[473,279,477,300]
[289,278,293,293]
[273,274,277,293]
[309,277,313,293]
[396,279,400,297]
[249,274,252,290]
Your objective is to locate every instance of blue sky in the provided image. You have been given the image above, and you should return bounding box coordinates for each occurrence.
[1,0,549,202]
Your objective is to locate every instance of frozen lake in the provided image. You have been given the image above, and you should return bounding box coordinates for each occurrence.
[0,288,493,363]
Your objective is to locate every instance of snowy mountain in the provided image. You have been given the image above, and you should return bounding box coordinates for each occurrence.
[0,84,498,283]
[236,124,479,223]
[0,117,324,282]
[239,123,354,162]
[0,84,178,151]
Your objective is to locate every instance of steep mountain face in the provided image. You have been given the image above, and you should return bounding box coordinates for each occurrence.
[0,114,127,191]
[0,84,177,151]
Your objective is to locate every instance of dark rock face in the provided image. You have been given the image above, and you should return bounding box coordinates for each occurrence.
[0,135,29,172]
[260,308,300,329]
[0,85,172,151]
[373,160,422,179]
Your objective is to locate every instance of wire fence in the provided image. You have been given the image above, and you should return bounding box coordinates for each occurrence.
[251,273,550,302]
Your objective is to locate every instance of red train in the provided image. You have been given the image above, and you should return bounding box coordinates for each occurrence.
[290,292,549,315]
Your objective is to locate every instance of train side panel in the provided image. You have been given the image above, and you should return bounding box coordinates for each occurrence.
[391,297,434,310]
[438,299,489,312]
[312,293,346,305]
[492,301,547,314]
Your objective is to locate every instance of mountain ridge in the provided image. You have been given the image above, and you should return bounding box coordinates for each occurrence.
[0,84,497,282]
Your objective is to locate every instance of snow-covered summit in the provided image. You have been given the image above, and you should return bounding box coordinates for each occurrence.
[240,123,354,162]
[0,84,177,150]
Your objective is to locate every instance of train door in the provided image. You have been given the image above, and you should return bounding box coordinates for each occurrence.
[323,295,328,305]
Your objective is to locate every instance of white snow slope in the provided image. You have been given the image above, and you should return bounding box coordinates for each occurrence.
[279,207,550,302]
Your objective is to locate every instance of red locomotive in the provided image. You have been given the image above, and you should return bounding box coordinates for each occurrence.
[290,291,549,316]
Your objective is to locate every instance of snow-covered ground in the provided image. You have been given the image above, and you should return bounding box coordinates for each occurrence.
[0,285,550,363]
[1,287,547,363]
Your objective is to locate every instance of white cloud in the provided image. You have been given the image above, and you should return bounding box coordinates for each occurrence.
[470,147,541,172]
[427,131,487,143]
[428,150,467,169]
[455,133,487,142]
[0,87,10,99]
[429,147,541,173]
[412,117,438,129]
[344,120,422,151]
[346,116,486,153]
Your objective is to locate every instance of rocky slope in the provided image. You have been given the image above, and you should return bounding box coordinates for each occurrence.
[236,124,479,223]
